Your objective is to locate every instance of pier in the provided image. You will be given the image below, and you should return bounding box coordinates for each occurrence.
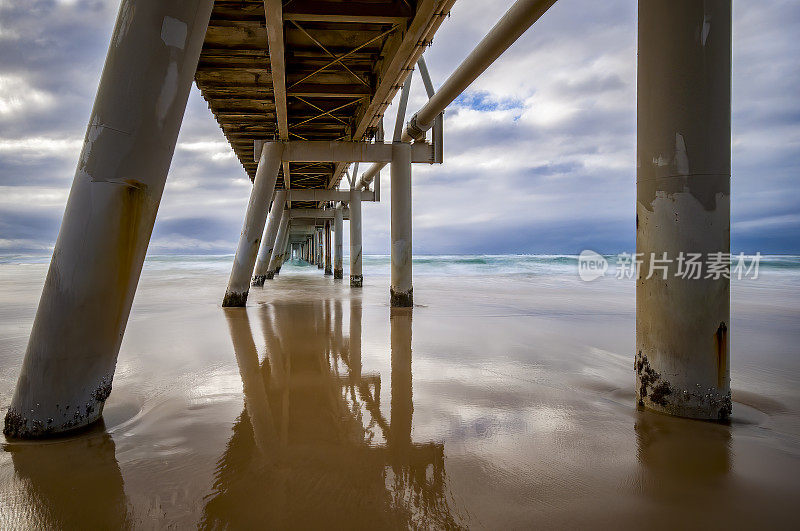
[4,0,733,438]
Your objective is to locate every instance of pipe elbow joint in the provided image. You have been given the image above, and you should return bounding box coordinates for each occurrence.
[406,115,427,142]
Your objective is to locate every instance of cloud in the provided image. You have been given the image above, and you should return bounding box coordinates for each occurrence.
[0,0,798,256]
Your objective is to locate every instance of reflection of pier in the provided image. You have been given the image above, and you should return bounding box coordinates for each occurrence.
[209,299,461,528]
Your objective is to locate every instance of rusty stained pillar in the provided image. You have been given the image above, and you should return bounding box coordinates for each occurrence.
[636,0,732,420]
[4,0,215,438]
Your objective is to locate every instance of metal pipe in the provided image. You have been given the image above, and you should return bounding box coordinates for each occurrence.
[357,0,557,190]
[4,0,214,438]
[252,189,287,286]
[223,141,284,306]
[407,0,556,139]
[636,0,732,421]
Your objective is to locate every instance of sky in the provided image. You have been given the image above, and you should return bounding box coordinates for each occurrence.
[0,0,798,256]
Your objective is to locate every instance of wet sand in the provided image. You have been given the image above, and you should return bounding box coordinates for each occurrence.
[0,259,799,528]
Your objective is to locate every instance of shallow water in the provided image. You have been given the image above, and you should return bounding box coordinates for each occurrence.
[0,256,798,528]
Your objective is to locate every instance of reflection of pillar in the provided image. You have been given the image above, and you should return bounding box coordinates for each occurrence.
[636,0,731,420]
[224,308,277,452]
[390,307,413,450]
[223,142,284,306]
[634,410,731,496]
[4,0,214,438]
[349,297,362,380]
[10,426,129,527]
[349,188,363,287]
[324,220,332,275]
[390,143,413,307]
[253,189,287,286]
[334,205,344,279]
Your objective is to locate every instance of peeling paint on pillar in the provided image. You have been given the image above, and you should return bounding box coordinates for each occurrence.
[636,0,731,420]
[4,0,215,438]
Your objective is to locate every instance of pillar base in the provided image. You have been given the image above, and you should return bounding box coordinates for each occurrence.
[274,266,281,275]
[222,290,248,308]
[4,376,111,439]
[350,275,363,287]
[318,263,323,269]
[334,269,343,279]
[325,266,332,276]
[635,351,732,421]
[252,275,266,287]
[265,271,275,280]
[390,287,413,307]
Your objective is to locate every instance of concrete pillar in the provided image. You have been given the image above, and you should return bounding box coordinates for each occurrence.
[266,209,289,279]
[349,188,363,287]
[223,141,284,306]
[3,0,214,438]
[324,220,332,275]
[334,204,344,279]
[252,189,286,286]
[636,0,731,420]
[317,229,324,269]
[390,143,413,307]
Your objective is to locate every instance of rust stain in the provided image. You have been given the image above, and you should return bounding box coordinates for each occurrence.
[715,321,728,388]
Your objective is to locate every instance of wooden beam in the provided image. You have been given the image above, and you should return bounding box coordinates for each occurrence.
[283,1,411,24]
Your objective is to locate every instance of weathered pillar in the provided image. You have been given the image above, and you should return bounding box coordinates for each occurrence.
[390,142,413,307]
[333,204,344,279]
[349,188,363,287]
[324,220,332,275]
[317,228,324,269]
[223,141,284,306]
[636,0,732,420]
[252,189,286,286]
[3,0,214,438]
[266,209,289,279]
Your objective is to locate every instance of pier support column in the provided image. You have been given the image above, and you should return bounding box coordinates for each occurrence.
[252,189,286,286]
[390,143,413,307]
[266,209,289,279]
[3,0,214,438]
[317,229,324,269]
[223,141,284,306]
[636,0,731,420]
[324,220,332,275]
[349,188,363,287]
[334,204,344,279]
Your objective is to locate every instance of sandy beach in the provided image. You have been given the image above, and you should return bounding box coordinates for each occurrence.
[0,256,798,528]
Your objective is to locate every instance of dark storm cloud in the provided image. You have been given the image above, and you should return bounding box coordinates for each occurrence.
[0,0,798,255]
